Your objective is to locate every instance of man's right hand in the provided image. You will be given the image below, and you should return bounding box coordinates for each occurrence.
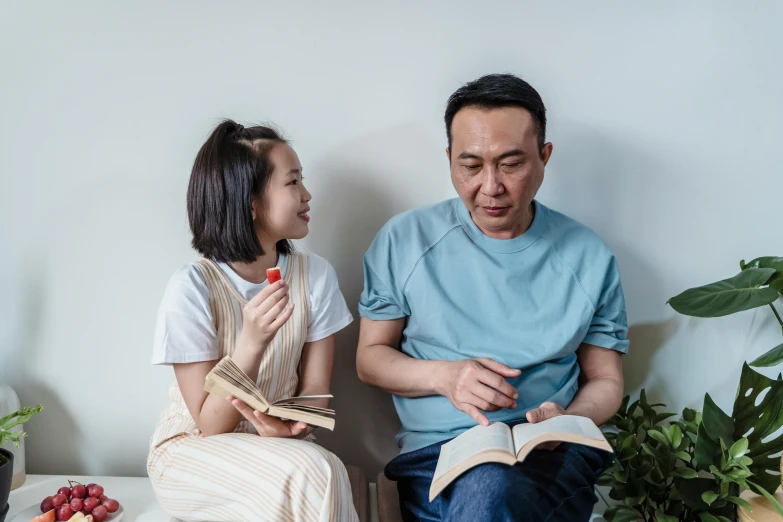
[435,358,521,426]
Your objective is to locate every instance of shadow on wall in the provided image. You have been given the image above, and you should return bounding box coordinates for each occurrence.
[304,123,446,478]
[0,257,82,475]
[306,171,401,477]
[541,122,680,404]
[625,318,678,399]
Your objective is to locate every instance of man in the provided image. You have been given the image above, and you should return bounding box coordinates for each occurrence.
[356,74,628,521]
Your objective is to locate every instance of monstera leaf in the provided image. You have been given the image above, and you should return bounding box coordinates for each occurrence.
[668,268,778,317]
[742,256,783,298]
[751,342,783,368]
[732,363,783,495]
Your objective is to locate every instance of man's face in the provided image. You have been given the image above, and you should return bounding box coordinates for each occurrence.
[448,106,552,239]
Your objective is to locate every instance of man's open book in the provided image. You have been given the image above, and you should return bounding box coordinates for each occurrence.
[430,415,612,501]
[203,356,336,431]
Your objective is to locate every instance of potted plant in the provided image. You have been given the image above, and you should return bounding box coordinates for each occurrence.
[1,405,42,522]
[600,378,783,521]
[599,256,783,521]
[668,255,783,494]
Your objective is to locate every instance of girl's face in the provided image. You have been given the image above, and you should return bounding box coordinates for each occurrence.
[254,143,312,243]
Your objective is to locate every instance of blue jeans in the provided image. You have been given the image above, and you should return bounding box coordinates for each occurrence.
[385,426,611,522]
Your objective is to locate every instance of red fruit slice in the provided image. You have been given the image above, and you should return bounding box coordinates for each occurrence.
[266,268,282,284]
[31,509,56,522]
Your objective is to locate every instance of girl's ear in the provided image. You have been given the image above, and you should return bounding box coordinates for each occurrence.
[251,198,258,221]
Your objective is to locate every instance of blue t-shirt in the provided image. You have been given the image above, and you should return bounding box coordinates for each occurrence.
[359,198,629,453]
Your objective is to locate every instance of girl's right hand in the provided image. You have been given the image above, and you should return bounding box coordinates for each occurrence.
[239,279,295,349]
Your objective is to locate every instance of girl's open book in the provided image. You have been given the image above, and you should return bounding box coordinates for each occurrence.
[203,356,336,431]
[430,415,612,501]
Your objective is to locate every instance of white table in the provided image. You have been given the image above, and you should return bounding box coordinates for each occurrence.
[6,475,170,522]
[9,475,606,521]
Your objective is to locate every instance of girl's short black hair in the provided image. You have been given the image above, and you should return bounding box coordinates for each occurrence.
[186,119,294,263]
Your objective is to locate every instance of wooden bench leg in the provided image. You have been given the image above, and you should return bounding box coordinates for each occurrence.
[346,465,368,522]
[376,472,404,522]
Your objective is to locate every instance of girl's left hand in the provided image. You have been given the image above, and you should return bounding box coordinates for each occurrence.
[227,397,313,439]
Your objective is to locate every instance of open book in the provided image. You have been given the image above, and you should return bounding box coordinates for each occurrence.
[203,356,336,431]
[430,415,612,500]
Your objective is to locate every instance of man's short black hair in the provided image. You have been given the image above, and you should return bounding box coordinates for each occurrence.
[186,119,294,263]
[445,73,547,153]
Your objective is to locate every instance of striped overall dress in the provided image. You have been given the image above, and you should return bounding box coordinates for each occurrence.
[147,255,358,522]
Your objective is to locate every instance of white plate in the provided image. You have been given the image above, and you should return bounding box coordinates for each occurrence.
[10,503,124,522]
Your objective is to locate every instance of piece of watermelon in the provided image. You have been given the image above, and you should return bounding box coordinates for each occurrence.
[31,509,56,522]
[266,267,282,284]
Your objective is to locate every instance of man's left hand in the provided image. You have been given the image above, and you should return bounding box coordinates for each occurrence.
[526,401,566,450]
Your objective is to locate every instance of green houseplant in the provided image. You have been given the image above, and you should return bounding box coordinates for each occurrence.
[668,256,783,368]
[668,255,783,498]
[600,256,783,521]
[600,377,783,522]
[0,405,43,451]
[1,405,42,520]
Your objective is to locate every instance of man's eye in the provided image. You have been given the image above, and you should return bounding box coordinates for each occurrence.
[502,162,522,168]
[463,165,480,171]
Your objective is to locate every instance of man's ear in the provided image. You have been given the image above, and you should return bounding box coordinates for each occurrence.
[445,147,451,163]
[541,142,554,166]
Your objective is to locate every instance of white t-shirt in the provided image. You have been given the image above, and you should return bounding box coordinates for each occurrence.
[151,253,353,365]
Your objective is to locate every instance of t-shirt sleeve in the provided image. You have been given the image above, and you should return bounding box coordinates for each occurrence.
[583,257,630,353]
[306,255,353,343]
[151,265,220,365]
[358,223,410,320]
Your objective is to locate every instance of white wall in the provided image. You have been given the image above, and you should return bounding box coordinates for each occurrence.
[1,1,781,479]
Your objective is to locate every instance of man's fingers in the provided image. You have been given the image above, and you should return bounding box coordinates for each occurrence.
[526,408,543,424]
[472,382,516,409]
[462,404,490,426]
[477,368,518,402]
[526,402,565,424]
[476,358,521,378]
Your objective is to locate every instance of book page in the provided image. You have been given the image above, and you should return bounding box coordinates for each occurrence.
[511,415,604,456]
[273,394,333,405]
[433,422,514,484]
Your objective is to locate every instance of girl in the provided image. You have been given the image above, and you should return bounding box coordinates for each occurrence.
[147,120,358,522]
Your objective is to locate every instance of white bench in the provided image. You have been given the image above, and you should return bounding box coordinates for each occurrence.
[8,471,609,522]
[7,468,369,522]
